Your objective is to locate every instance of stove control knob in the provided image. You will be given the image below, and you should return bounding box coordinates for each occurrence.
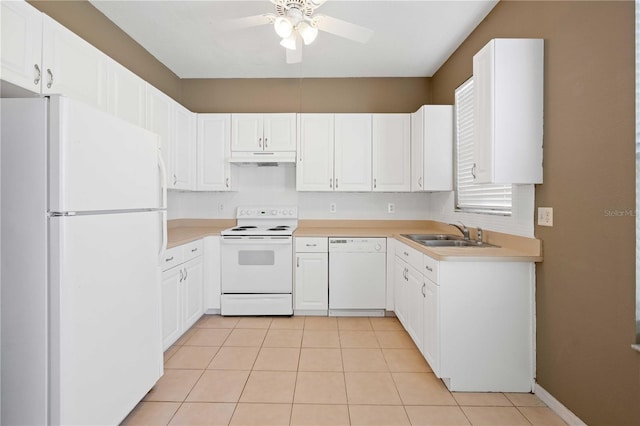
[289,209,295,215]
[375,244,382,251]
[270,209,277,215]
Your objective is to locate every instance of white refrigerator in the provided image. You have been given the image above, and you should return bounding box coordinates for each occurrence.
[1,96,167,425]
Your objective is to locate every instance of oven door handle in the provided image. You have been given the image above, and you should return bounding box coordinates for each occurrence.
[221,237,292,245]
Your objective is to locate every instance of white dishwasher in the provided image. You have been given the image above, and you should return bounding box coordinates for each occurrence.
[328,238,387,316]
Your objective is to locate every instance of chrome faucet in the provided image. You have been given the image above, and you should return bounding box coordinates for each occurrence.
[449,222,470,240]
[477,227,483,243]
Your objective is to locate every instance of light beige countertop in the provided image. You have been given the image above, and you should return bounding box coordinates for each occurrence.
[168,218,543,262]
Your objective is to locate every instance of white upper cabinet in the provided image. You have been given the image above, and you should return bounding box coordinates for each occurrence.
[42,15,108,110]
[297,114,335,191]
[334,114,372,192]
[146,86,173,185]
[472,38,544,184]
[0,0,43,93]
[106,61,146,128]
[411,105,453,192]
[373,114,411,192]
[232,113,296,152]
[172,103,197,191]
[197,114,232,191]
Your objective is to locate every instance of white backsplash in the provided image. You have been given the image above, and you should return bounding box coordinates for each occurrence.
[168,166,534,237]
[168,166,431,220]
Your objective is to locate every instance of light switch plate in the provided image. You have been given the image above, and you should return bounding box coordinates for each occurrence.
[538,207,553,226]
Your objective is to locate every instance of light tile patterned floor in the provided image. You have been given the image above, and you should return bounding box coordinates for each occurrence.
[122,315,566,426]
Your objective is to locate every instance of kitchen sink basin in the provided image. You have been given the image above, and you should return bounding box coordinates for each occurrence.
[401,234,499,248]
[401,234,463,241]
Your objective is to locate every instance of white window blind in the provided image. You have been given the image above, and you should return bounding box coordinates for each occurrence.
[455,78,513,215]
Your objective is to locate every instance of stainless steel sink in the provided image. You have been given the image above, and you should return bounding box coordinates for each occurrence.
[401,234,499,248]
[401,234,463,241]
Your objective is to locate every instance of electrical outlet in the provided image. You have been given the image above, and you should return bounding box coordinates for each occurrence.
[330,203,337,213]
[538,207,553,226]
[388,203,395,214]
[218,203,224,212]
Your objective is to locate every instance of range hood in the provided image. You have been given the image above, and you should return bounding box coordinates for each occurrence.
[228,151,296,166]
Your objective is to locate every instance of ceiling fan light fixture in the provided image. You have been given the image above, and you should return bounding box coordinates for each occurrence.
[274,16,293,38]
[280,33,297,50]
[297,21,318,45]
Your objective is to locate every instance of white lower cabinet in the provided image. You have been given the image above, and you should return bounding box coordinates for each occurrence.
[395,239,534,392]
[294,238,329,315]
[161,239,204,350]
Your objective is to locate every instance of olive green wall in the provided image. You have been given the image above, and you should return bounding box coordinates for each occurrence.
[431,1,638,424]
[181,77,430,113]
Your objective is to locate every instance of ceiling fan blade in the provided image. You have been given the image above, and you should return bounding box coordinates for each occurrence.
[286,39,303,64]
[218,14,275,32]
[314,15,374,43]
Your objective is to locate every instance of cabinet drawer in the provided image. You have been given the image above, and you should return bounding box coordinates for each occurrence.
[422,254,439,283]
[162,246,184,271]
[396,241,422,271]
[183,239,203,261]
[295,237,328,252]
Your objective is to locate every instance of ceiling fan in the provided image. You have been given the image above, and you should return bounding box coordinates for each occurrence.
[220,0,374,64]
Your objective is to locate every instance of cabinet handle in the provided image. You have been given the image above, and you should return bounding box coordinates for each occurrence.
[306,244,317,247]
[225,178,229,188]
[421,283,426,297]
[179,269,184,282]
[46,68,53,89]
[403,251,409,257]
[258,137,262,148]
[165,256,174,262]
[374,178,377,189]
[335,178,338,189]
[296,256,300,267]
[191,248,198,253]
[418,177,422,188]
[425,265,433,272]
[184,268,188,280]
[471,163,476,180]
[329,178,333,189]
[34,64,41,85]
[173,174,177,185]
[264,138,268,148]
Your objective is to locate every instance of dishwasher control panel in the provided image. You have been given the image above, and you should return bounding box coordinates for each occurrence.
[328,238,386,253]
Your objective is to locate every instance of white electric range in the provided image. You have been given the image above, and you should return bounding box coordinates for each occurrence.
[220,206,298,316]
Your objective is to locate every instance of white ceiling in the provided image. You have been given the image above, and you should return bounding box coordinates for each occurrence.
[89,0,498,79]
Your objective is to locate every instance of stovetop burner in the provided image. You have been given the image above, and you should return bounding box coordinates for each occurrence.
[221,205,298,237]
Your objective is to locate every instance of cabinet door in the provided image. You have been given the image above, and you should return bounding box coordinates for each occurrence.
[106,61,146,127]
[183,258,204,330]
[296,114,334,191]
[373,114,411,192]
[172,104,196,191]
[146,86,173,186]
[1,0,42,93]
[406,266,424,351]
[264,113,296,151]
[231,114,263,151]
[472,41,494,184]
[197,114,231,191]
[334,114,372,191]
[423,278,440,375]
[295,252,329,312]
[161,267,182,350]
[423,106,453,191]
[410,108,424,191]
[42,16,108,110]
[394,257,409,328]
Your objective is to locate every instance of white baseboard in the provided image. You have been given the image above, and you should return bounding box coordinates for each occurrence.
[534,383,587,426]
